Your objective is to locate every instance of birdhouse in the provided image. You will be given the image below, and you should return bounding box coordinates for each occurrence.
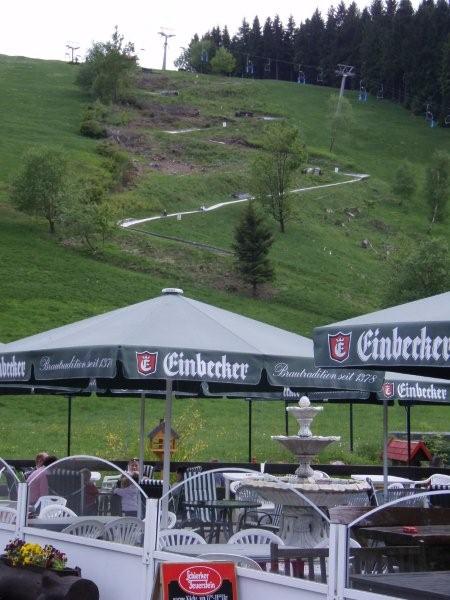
[147,419,179,459]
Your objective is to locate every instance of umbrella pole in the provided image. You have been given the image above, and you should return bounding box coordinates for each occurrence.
[248,399,252,463]
[139,394,146,478]
[383,397,388,502]
[161,379,173,528]
[349,401,354,452]
[67,396,72,456]
[406,404,412,466]
[285,399,289,435]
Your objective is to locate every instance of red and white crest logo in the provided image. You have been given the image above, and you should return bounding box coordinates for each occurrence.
[136,351,158,376]
[382,382,395,398]
[328,332,352,362]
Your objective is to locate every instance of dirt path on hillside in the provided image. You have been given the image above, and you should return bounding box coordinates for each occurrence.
[119,172,369,254]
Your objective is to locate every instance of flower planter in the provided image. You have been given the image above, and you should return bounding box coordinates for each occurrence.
[0,558,99,600]
[1,555,80,577]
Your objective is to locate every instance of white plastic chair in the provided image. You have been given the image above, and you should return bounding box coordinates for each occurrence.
[228,528,284,546]
[160,511,177,529]
[39,504,77,518]
[0,507,17,524]
[430,474,450,486]
[102,517,144,545]
[34,495,67,514]
[198,552,263,570]
[158,528,206,549]
[61,519,105,538]
[101,475,121,490]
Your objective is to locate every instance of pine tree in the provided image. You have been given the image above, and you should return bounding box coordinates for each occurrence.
[233,202,274,297]
[222,26,231,49]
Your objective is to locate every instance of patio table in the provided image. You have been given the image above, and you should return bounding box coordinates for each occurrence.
[350,570,450,599]
[27,515,116,532]
[184,499,262,539]
[162,542,273,562]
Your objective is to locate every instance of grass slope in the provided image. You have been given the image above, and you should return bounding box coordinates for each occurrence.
[0,56,449,464]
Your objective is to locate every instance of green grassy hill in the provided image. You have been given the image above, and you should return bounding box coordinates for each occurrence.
[0,55,449,464]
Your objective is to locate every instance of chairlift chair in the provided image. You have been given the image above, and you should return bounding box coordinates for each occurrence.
[317,68,324,84]
[297,70,306,85]
[376,83,384,100]
[264,59,271,73]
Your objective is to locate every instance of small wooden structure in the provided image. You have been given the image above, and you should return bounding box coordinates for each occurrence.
[147,419,179,459]
[387,438,432,466]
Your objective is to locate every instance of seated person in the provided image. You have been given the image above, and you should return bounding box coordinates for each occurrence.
[114,472,139,517]
[126,458,140,477]
[24,452,48,480]
[27,455,57,507]
[81,469,99,515]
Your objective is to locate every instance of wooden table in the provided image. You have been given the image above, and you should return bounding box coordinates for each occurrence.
[358,525,450,546]
[350,570,450,599]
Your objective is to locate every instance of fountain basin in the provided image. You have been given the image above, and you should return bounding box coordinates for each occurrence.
[271,435,339,456]
[240,475,370,508]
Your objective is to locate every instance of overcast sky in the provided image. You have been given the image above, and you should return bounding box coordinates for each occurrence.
[1,1,421,69]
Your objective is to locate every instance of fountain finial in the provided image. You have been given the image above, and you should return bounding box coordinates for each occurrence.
[299,396,310,408]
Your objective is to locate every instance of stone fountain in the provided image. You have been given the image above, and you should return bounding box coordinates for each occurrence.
[240,396,369,546]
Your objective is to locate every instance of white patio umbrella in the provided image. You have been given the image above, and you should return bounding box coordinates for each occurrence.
[0,288,384,522]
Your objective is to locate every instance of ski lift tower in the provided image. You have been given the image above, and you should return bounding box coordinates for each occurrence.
[334,64,355,117]
[158,28,175,71]
[66,42,80,64]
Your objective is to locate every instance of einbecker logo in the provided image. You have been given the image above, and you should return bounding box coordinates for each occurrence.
[178,565,222,595]
[328,332,352,362]
[382,382,395,398]
[136,351,158,376]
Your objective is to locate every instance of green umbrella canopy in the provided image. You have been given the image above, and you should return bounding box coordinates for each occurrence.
[0,288,382,395]
[382,371,450,405]
[314,292,450,379]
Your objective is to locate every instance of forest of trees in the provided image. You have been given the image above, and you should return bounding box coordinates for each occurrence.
[176,0,450,126]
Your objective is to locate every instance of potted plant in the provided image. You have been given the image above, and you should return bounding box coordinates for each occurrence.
[0,539,99,600]
[1,539,79,576]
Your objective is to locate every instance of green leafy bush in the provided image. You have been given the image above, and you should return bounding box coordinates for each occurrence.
[80,119,107,139]
[96,141,134,187]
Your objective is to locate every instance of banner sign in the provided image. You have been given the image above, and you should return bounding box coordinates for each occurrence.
[381,379,450,403]
[161,562,238,600]
[314,324,450,370]
[267,357,384,391]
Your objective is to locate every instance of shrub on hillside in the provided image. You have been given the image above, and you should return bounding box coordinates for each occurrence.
[80,119,107,139]
[96,141,135,188]
[76,27,138,103]
[10,147,68,234]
